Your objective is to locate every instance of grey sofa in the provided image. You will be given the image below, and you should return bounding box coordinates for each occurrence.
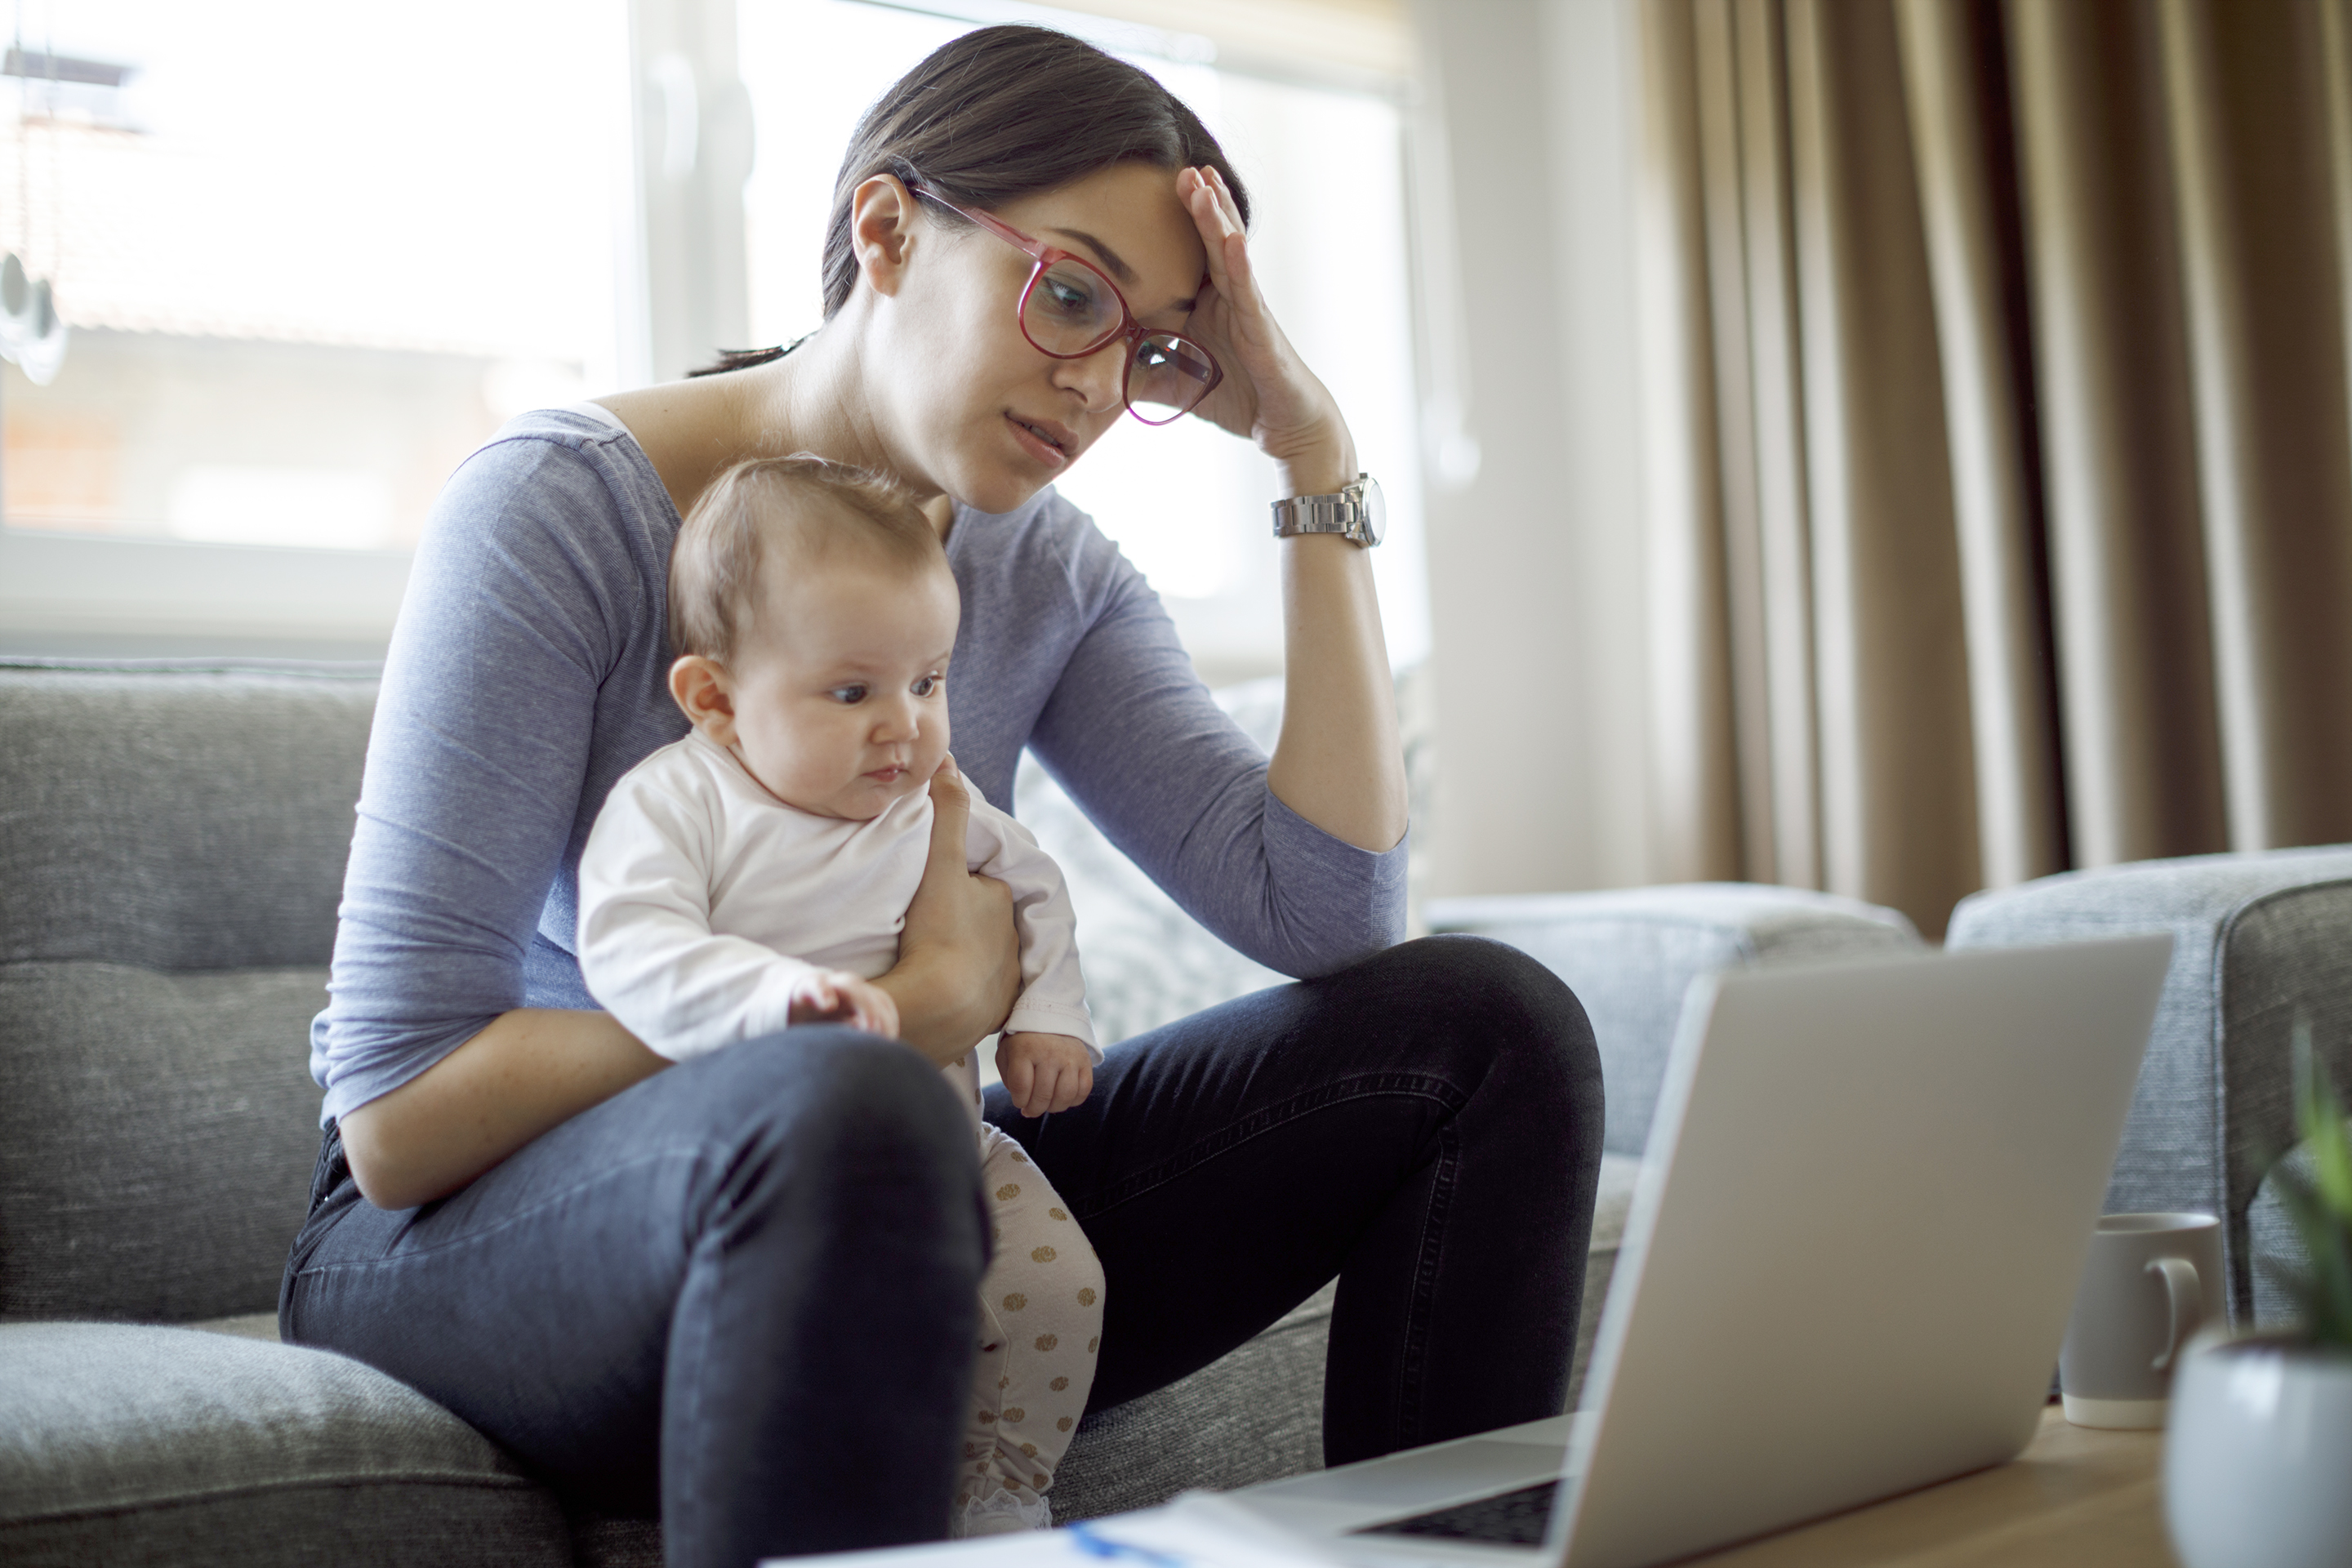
[0,661,1338,1566]
[1443,851,2352,1354]
[1427,885,1926,1157]
[0,658,1938,1565]
[1948,847,2352,1330]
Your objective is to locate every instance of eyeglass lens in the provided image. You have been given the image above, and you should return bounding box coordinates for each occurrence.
[1020,258,1217,423]
[1022,259,1121,353]
[1125,336,1218,425]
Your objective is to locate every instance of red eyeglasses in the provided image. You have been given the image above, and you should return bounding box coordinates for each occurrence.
[909,182,1224,426]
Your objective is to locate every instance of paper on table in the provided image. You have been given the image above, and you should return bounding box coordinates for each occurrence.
[767,1490,1343,1568]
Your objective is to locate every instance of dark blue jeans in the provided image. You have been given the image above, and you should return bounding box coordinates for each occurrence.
[282,936,1601,1568]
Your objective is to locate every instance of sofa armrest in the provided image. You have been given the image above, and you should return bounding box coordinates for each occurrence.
[1948,844,2352,1325]
[1428,884,1922,1156]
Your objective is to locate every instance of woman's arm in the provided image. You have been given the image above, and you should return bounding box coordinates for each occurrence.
[1178,164,1407,855]
[341,1010,666,1209]
[1269,534,1405,853]
[1007,167,1409,977]
[343,762,1014,1205]
[322,428,660,1205]
[1027,553,1405,978]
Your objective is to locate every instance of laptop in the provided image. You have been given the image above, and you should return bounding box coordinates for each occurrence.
[1231,936,2174,1568]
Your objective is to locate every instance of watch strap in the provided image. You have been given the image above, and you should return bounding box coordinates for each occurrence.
[1271,478,1374,542]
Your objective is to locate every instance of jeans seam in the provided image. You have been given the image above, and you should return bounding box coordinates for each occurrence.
[1071,1071,1468,1217]
[1398,1121,1460,1445]
[670,1229,716,1563]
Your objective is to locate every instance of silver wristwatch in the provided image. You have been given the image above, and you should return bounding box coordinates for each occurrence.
[1271,473,1385,546]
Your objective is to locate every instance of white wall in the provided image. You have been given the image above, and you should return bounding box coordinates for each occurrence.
[1408,0,1657,898]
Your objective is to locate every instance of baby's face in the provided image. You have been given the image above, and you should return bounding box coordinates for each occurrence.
[721,551,960,820]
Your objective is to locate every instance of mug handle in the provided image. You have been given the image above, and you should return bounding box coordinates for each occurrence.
[2146,1256,2203,1372]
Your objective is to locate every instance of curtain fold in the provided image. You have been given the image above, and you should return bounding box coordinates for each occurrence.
[1637,0,1744,884]
[1895,0,2066,890]
[1638,0,2352,935]
[2158,0,2352,852]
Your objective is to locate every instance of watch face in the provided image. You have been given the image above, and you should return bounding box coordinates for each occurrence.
[1356,475,1387,546]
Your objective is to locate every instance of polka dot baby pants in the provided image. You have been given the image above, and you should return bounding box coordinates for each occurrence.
[963,1120,1104,1517]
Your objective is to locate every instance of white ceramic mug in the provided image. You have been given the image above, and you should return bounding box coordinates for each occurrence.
[2059,1212,2224,1428]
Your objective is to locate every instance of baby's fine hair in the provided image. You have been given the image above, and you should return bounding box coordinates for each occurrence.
[667,454,946,664]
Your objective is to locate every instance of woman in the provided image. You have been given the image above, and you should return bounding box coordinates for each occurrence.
[285,24,1601,1568]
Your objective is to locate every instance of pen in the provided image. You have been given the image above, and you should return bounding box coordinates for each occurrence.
[1067,1522,1186,1566]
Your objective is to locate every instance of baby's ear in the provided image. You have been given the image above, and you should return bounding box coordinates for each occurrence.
[668,655,737,741]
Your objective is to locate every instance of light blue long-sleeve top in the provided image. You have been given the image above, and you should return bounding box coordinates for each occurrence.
[310,407,1407,1125]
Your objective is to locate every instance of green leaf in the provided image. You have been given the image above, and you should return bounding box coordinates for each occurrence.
[2297,1021,2352,1215]
[2277,1160,2352,1347]
[2283,1018,2352,1349]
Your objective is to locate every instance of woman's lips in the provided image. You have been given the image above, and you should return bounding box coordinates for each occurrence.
[1006,413,1070,470]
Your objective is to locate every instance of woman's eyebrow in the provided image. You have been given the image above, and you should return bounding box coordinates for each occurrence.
[1048,226,1200,318]
[1046,227,1136,284]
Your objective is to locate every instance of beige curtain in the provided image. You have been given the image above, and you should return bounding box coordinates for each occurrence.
[1636,0,2352,936]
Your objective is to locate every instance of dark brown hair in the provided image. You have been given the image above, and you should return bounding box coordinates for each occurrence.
[693,24,1250,377]
[668,455,945,664]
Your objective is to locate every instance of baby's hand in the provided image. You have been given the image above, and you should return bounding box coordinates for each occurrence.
[996,1031,1094,1118]
[787,969,900,1038]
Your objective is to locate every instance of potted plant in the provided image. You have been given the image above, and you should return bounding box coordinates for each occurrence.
[2164,1022,2352,1568]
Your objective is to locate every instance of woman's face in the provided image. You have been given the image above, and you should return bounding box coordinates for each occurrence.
[872,162,1209,516]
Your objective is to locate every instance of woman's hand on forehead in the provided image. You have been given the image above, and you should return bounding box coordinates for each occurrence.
[1172,166,1355,492]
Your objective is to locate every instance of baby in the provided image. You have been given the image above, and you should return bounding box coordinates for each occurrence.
[576,455,1103,1538]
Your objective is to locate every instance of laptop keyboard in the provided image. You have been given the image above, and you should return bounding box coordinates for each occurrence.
[1355,1479,1561,1546]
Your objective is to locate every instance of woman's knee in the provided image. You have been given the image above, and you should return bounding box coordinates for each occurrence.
[1359,933,1592,1039]
[1341,935,1602,1119]
[667,1031,981,1231]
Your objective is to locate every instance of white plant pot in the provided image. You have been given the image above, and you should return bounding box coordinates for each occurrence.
[2164,1333,2352,1568]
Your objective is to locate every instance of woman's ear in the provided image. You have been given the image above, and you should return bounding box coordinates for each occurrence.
[850,174,920,299]
[669,655,739,744]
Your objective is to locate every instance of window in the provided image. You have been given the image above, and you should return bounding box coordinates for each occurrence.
[2,0,1424,674]
[1,0,632,547]
[0,0,632,654]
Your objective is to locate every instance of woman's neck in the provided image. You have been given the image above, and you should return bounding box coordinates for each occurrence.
[757,332,883,474]
[760,344,956,538]
[599,323,950,537]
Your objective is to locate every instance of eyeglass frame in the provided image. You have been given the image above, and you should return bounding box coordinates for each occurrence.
[906,180,1225,425]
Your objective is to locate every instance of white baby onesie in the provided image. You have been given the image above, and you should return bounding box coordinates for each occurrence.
[576,729,1099,1099]
[575,729,1107,1530]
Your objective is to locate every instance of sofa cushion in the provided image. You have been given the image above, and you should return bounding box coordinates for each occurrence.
[1427,885,1923,1155]
[1947,844,2352,1323]
[0,1322,569,1567]
[1569,1152,1643,1407]
[570,1509,664,1568]
[0,662,375,971]
[1051,1283,1335,1522]
[0,963,325,1321]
